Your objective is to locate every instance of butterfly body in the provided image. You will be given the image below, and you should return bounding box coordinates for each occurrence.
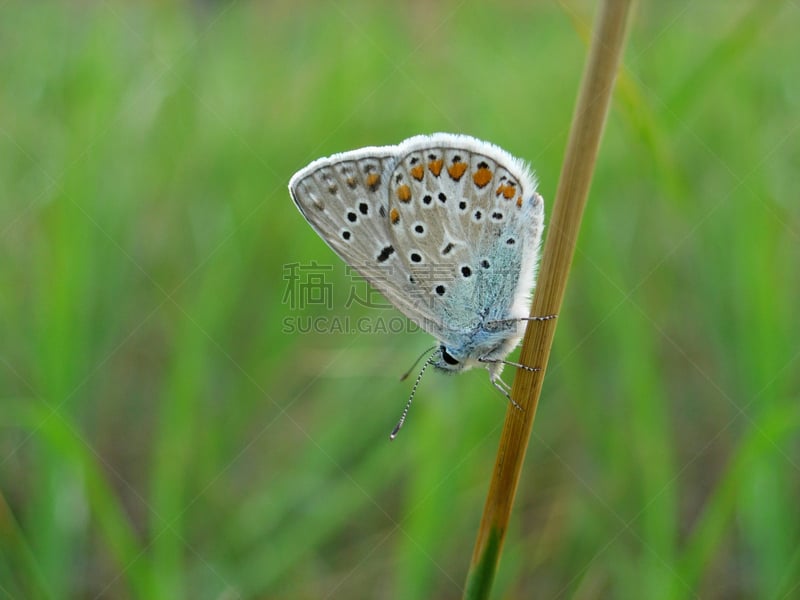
[289,133,544,390]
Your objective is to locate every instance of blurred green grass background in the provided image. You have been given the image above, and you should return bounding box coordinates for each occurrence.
[1,1,799,598]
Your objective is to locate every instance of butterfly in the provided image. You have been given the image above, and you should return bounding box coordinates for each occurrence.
[289,133,552,438]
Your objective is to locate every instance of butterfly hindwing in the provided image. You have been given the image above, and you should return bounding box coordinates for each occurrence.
[387,134,543,338]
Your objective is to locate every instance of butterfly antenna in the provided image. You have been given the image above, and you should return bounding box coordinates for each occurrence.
[400,344,438,381]
[390,352,436,440]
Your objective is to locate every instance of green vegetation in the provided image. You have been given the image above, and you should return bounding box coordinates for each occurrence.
[1,2,797,598]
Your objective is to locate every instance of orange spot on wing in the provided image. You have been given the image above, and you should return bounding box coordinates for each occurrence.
[448,161,468,181]
[346,177,358,189]
[473,167,492,188]
[390,208,400,224]
[410,165,424,181]
[495,183,516,199]
[428,159,443,176]
[516,196,523,207]
[365,173,381,191]
[396,184,411,202]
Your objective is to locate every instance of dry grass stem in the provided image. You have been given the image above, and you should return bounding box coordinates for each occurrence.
[464,1,634,597]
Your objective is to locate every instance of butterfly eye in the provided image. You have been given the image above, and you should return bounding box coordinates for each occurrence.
[441,346,459,365]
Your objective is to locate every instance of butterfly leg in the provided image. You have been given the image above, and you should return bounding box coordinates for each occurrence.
[495,377,511,393]
[501,359,542,373]
[518,314,559,322]
[482,357,542,412]
[489,375,523,411]
[480,357,542,374]
[486,314,558,329]
[482,356,547,411]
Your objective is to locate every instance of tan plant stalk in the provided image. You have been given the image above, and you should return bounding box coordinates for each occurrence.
[464,1,634,597]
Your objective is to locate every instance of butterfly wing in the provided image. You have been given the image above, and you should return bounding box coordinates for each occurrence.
[386,134,544,339]
[289,145,451,336]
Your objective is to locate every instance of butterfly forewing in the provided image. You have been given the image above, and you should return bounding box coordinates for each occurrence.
[289,148,450,335]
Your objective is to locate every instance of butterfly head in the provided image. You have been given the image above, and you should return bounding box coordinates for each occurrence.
[432,344,468,374]
[432,332,522,379]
